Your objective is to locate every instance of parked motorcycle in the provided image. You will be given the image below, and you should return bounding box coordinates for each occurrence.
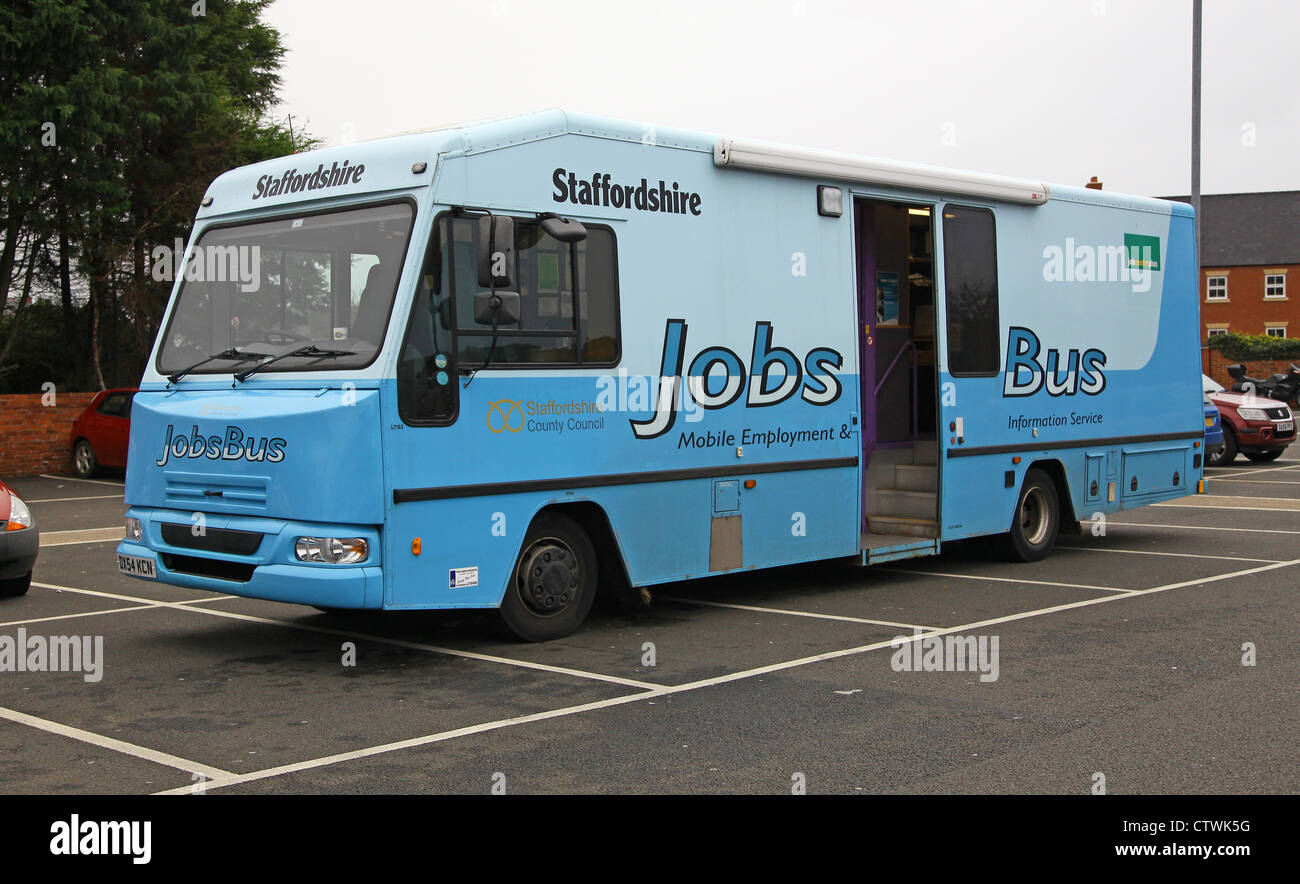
[1226,362,1300,406]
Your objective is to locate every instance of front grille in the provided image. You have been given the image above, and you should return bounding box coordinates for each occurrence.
[160,522,263,555]
[164,471,270,510]
[1265,407,1290,419]
[160,553,255,582]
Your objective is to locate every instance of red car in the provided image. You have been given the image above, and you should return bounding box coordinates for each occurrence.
[70,388,137,478]
[1206,388,1295,465]
[0,478,38,597]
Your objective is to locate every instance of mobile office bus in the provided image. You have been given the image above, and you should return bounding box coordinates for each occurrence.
[116,110,1205,640]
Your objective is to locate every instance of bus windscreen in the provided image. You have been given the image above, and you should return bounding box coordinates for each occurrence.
[156,201,414,376]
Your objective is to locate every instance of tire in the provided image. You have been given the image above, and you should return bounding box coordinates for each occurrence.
[0,572,31,597]
[1245,449,1284,462]
[73,439,98,478]
[500,512,598,642]
[1002,468,1060,563]
[1207,427,1238,466]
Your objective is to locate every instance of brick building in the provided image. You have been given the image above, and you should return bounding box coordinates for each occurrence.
[1165,191,1300,374]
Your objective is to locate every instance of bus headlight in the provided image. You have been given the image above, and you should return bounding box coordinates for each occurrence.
[294,537,368,564]
[125,516,143,541]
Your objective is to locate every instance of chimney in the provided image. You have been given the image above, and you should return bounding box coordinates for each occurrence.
[1085,176,1103,190]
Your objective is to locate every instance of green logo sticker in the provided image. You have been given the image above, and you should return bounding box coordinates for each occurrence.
[1124,233,1161,271]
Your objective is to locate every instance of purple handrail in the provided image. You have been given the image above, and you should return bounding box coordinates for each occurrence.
[874,340,919,443]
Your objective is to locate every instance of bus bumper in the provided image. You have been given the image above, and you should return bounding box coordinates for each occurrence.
[115,508,384,610]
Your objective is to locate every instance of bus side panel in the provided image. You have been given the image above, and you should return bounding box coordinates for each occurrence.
[937,198,1202,541]
[379,383,859,609]
[380,132,864,609]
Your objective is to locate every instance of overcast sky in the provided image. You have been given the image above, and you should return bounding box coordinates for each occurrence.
[263,0,1298,197]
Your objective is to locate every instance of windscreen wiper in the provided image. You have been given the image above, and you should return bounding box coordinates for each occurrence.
[168,348,272,384]
[233,345,356,382]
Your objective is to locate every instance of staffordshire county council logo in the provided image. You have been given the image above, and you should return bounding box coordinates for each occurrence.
[486,400,525,433]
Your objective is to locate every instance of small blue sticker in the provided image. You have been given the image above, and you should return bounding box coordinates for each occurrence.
[436,370,449,385]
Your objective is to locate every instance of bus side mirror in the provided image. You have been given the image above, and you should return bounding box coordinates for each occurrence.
[539,213,588,243]
[477,215,515,288]
[474,290,520,327]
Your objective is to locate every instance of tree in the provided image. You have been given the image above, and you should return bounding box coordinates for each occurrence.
[0,0,305,391]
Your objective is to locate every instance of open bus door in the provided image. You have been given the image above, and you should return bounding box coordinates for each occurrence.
[854,196,941,563]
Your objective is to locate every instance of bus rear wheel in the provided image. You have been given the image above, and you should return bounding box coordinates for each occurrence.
[1002,469,1060,562]
[501,512,597,641]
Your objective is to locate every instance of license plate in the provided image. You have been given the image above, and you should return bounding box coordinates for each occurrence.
[1278,420,1294,433]
[117,554,157,579]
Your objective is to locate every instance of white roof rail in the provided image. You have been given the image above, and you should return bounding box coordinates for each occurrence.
[714,137,1050,206]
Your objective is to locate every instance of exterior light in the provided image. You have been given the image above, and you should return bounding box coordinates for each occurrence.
[817,185,843,217]
[294,537,368,564]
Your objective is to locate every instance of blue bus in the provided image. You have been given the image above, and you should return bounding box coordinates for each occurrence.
[116,110,1206,640]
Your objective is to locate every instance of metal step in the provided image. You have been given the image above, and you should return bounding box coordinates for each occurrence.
[912,440,938,465]
[866,515,939,538]
[871,488,937,520]
[893,463,937,492]
[859,533,939,563]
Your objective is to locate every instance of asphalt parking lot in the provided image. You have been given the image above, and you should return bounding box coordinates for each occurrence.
[2,463,1297,795]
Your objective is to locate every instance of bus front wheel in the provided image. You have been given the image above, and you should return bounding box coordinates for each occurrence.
[501,512,598,641]
[1002,469,1060,562]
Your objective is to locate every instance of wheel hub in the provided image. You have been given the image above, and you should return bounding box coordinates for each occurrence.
[1020,487,1050,546]
[518,541,580,615]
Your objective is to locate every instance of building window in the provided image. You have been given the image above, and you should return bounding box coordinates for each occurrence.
[1207,328,1228,337]
[1266,326,1287,338]
[1265,274,1287,299]
[1206,276,1228,300]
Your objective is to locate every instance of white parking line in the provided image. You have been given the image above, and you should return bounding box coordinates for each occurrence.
[1204,463,1300,479]
[1154,501,1300,513]
[1097,521,1300,535]
[38,474,125,487]
[28,494,124,504]
[154,554,1300,795]
[0,604,160,628]
[0,595,236,629]
[154,691,675,795]
[39,527,124,547]
[31,582,665,691]
[878,568,1132,594]
[657,596,938,631]
[1206,477,1300,485]
[0,705,231,781]
[1055,545,1281,564]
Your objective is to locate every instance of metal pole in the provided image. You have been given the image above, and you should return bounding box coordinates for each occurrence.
[1192,0,1202,266]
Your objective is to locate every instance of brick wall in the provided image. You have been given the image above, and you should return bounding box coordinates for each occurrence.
[1203,348,1299,395]
[1200,263,1299,340]
[0,393,98,477]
